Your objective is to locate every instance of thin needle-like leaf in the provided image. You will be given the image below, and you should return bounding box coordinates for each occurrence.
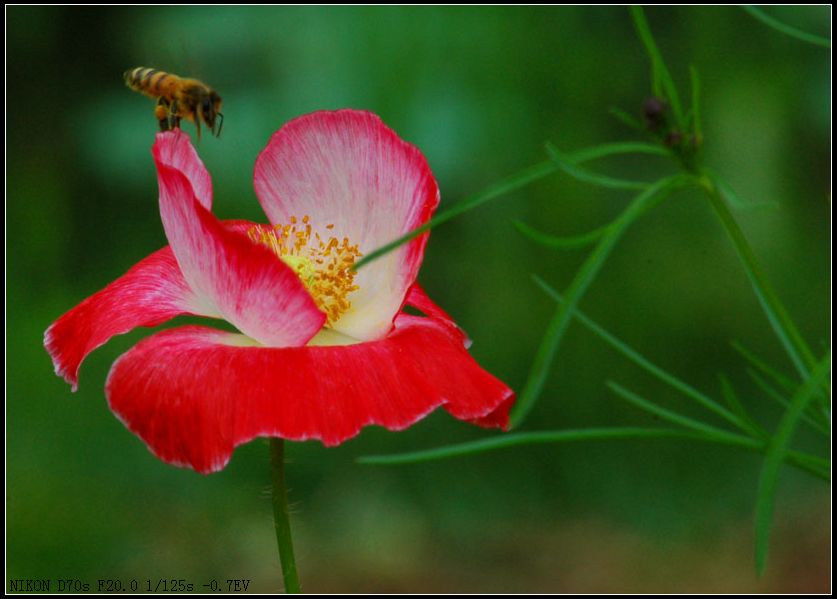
[718,374,766,439]
[737,342,829,427]
[515,141,675,250]
[743,6,831,48]
[747,370,829,436]
[546,143,651,190]
[565,141,670,163]
[754,352,831,574]
[700,173,816,381]
[609,106,644,131]
[607,381,748,445]
[607,381,829,480]
[689,65,703,140]
[509,174,691,428]
[709,169,779,211]
[631,6,685,128]
[733,341,798,395]
[513,220,611,250]
[533,276,756,436]
[358,427,706,465]
[358,424,828,480]
[354,160,558,270]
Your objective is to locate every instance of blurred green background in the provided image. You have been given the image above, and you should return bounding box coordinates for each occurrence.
[7,6,830,593]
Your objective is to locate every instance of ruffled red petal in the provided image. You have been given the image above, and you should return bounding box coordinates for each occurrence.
[402,288,512,425]
[106,317,514,474]
[44,246,203,390]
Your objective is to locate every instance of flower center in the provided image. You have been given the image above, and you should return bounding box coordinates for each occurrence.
[248,215,362,326]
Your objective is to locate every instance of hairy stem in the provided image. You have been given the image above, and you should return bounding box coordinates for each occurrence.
[270,438,301,594]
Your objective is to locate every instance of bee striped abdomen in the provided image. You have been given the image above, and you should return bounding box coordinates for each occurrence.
[124,67,177,98]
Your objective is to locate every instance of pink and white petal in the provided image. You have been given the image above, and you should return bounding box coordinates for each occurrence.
[44,246,207,391]
[152,130,213,209]
[106,319,513,474]
[153,132,326,347]
[254,110,439,341]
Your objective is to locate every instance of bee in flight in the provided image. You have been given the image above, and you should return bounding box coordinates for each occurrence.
[124,67,224,139]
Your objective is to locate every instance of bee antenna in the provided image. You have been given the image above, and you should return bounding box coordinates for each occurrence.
[215,113,224,138]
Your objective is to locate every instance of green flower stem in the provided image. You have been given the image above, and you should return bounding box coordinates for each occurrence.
[698,174,817,381]
[270,439,301,594]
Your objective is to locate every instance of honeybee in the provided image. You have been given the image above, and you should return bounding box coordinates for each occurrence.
[124,67,224,139]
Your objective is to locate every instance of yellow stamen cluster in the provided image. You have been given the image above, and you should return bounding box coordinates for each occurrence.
[248,215,362,325]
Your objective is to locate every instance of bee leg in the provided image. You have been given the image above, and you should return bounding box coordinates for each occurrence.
[155,98,170,131]
[168,99,182,131]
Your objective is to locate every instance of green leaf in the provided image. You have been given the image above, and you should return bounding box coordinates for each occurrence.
[359,425,828,480]
[513,220,611,250]
[747,369,829,436]
[732,341,797,395]
[689,65,703,140]
[754,352,831,574]
[630,6,685,128]
[607,381,829,481]
[565,141,670,163]
[738,340,829,426]
[533,276,756,436]
[701,173,816,381]
[609,106,644,131]
[718,374,766,438]
[709,169,778,211]
[358,427,720,465]
[353,160,558,270]
[545,142,651,190]
[606,381,750,445]
[743,6,831,48]
[509,174,691,428]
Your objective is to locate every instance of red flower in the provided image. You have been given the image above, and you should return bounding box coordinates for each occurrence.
[45,110,514,474]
